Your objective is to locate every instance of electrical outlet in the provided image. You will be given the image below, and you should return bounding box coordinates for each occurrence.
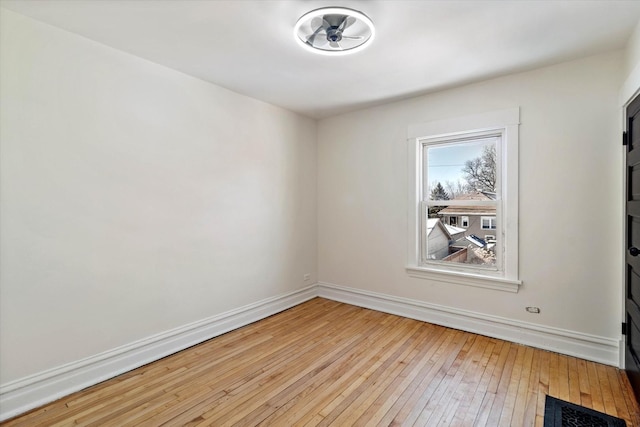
[303,273,311,281]
[526,306,541,314]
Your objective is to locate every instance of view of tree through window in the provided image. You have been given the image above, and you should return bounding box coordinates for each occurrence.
[422,137,499,268]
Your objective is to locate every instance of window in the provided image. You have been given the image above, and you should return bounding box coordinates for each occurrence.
[406,108,521,292]
[481,216,496,229]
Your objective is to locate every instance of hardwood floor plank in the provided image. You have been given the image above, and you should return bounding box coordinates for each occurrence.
[597,362,619,417]
[576,357,592,408]
[567,357,581,404]
[587,358,606,413]
[520,347,541,427]
[2,298,638,427]
[556,355,570,402]
[510,347,535,425]
[534,348,550,425]
[547,352,559,399]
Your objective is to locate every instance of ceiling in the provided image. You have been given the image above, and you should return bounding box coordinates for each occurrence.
[2,0,640,119]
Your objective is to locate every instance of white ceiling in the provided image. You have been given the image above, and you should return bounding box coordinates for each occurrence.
[3,0,640,119]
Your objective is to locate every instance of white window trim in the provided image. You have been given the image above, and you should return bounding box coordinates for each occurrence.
[461,216,469,227]
[407,108,521,292]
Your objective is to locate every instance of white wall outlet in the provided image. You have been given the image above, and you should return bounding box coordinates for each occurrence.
[526,306,541,314]
[303,273,311,281]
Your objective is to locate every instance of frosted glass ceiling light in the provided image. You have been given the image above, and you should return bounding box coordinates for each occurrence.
[294,7,375,55]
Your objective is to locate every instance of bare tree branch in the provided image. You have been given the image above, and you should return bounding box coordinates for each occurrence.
[461,145,496,192]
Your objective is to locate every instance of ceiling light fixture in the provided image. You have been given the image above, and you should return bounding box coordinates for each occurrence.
[293,7,375,55]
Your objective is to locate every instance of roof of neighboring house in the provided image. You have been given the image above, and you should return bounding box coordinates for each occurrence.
[444,224,466,235]
[438,191,497,216]
[439,206,496,215]
[426,218,452,240]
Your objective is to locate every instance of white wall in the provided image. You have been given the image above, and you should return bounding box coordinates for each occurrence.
[0,9,317,384]
[625,20,640,81]
[318,51,624,340]
[622,20,640,104]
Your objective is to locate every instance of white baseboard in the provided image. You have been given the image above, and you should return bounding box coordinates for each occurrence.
[0,285,317,422]
[317,282,620,367]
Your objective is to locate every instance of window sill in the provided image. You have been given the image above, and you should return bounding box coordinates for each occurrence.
[406,266,521,293]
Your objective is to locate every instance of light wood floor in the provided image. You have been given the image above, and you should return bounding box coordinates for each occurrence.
[3,298,639,426]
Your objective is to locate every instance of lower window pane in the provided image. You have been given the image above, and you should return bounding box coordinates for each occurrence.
[426,211,497,268]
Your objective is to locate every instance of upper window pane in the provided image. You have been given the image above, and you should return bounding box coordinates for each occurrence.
[423,137,498,201]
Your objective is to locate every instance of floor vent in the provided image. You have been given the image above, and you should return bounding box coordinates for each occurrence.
[544,395,626,427]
